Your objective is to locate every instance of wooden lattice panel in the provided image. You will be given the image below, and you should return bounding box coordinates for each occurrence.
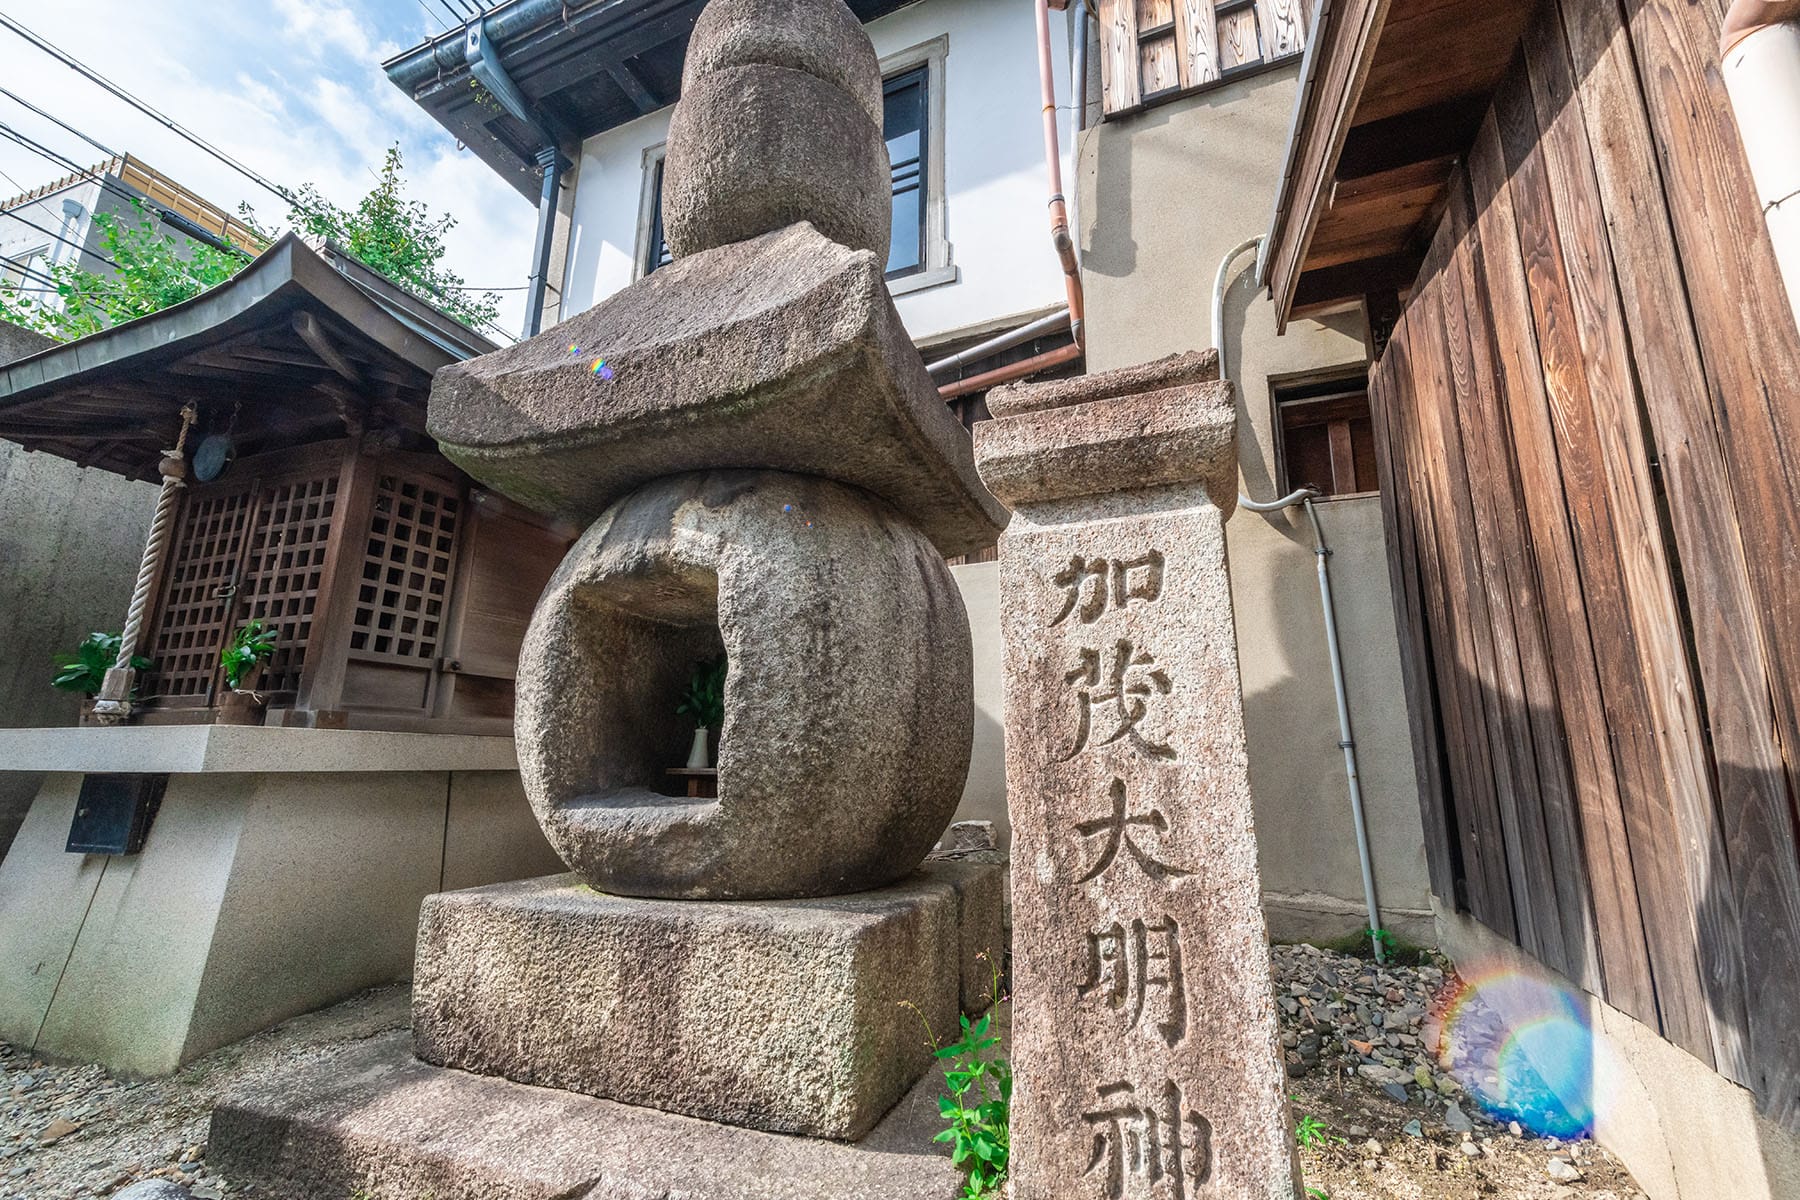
[141,488,253,700]
[235,472,339,694]
[350,473,459,662]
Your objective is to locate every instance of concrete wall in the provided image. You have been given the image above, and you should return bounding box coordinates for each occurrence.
[557,0,1076,345]
[1076,65,1433,944]
[0,322,155,858]
[0,764,562,1075]
[1435,901,1800,1200]
[950,560,1006,846]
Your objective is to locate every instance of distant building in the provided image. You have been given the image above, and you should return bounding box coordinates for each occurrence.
[0,152,264,298]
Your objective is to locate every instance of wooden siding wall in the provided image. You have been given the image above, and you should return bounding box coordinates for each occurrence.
[1370,0,1800,1126]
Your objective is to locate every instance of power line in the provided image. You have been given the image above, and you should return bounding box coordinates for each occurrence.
[0,21,518,341]
[0,120,250,258]
[413,0,454,33]
[0,12,299,212]
[0,200,118,271]
[0,84,119,160]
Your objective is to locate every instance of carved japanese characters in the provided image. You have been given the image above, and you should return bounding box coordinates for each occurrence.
[976,352,1300,1200]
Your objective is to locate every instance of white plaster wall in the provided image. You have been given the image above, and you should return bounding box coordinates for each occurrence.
[558,0,1075,345]
[1077,65,1433,945]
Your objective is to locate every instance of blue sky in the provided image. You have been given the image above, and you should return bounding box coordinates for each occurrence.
[0,0,537,333]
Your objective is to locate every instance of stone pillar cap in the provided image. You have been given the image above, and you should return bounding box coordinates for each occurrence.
[974,358,1238,514]
[986,348,1217,417]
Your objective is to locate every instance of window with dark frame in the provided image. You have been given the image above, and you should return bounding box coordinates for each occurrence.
[642,156,674,277]
[1275,375,1380,498]
[641,65,931,279]
[883,64,928,279]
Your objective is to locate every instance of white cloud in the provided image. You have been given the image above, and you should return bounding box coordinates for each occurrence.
[0,0,535,333]
[271,0,376,62]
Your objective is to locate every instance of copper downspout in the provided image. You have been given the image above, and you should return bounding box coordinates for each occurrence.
[939,342,1084,400]
[1037,0,1085,349]
[1723,0,1800,50]
[935,1,1087,400]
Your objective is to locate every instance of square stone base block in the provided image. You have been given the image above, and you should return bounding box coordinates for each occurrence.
[412,863,1003,1141]
[209,1030,965,1200]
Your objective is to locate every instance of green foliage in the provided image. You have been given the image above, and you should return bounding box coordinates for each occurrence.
[0,145,495,342]
[1293,1103,1345,1152]
[904,953,1011,1199]
[1307,1188,1332,1200]
[51,631,150,698]
[0,201,251,341]
[675,654,728,730]
[221,619,279,691]
[1366,927,1398,957]
[932,1010,1012,1199]
[288,145,499,328]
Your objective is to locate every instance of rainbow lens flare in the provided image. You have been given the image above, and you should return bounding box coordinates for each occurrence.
[591,358,614,379]
[1430,963,1598,1138]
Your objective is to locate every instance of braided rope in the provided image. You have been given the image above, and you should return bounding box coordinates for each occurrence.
[92,408,196,721]
[113,468,185,669]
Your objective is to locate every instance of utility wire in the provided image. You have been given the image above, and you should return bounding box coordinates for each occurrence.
[0,84,119,160]
[435,0,471,26]
[0,201,119,271]
[0,120,248,257]
[1,251,62,291]
[0,12,300,213]
[413,0,454,33]
[0,21,519,340]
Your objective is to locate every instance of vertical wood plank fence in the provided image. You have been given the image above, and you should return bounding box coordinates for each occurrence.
[1370,0,1800,1127]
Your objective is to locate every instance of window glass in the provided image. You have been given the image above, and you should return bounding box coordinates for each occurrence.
[644,63,932,279]
[644,158,674,277]
[884,66,928,277]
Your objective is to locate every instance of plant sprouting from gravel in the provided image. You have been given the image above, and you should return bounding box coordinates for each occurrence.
[903,950,1012,1199]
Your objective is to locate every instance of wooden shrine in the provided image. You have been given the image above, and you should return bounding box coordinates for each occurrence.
[0,235,571,734]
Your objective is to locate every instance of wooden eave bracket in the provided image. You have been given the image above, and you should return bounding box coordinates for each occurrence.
[1264,0,1395,331]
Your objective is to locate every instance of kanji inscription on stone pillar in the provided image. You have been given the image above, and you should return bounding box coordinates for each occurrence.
[974,352,1300,1200]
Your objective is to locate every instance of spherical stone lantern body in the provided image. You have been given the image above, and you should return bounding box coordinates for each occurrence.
[516,469,975,900]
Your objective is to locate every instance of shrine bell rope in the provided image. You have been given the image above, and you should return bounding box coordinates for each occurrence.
[93,403,196,721]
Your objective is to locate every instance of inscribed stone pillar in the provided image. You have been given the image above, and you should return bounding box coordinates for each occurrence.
[974,351,1300,1200]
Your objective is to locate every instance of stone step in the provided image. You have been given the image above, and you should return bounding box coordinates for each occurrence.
[209,1030,965,1200]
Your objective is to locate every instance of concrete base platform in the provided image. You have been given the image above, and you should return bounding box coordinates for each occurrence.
[210,1029,964,1200]
[412,862,1003,1140]
[0,730,562,1075]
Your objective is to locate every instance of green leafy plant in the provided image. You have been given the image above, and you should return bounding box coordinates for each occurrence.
[1307,1188,1332,1200]
[221,619,279,691]
[933,1010,1011,1197]
[288,146,500,328]
[52,631,149,698]
[1,200,252,341]
[905,952,1011,1199]
[1366,927,1398,957]
[675,654,728,730]
[1293,1107,1344,1152]
[1,147,496,342]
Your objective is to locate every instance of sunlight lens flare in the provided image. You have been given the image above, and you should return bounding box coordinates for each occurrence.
[1430,964,1597,1139]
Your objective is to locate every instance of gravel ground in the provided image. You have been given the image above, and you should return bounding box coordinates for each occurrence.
[1,986,410,1199]
[1277,943,1645,1200]
[3,948,1647,1199]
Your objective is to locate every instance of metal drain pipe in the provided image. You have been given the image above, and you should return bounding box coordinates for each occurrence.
[1216,236,1385,960]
